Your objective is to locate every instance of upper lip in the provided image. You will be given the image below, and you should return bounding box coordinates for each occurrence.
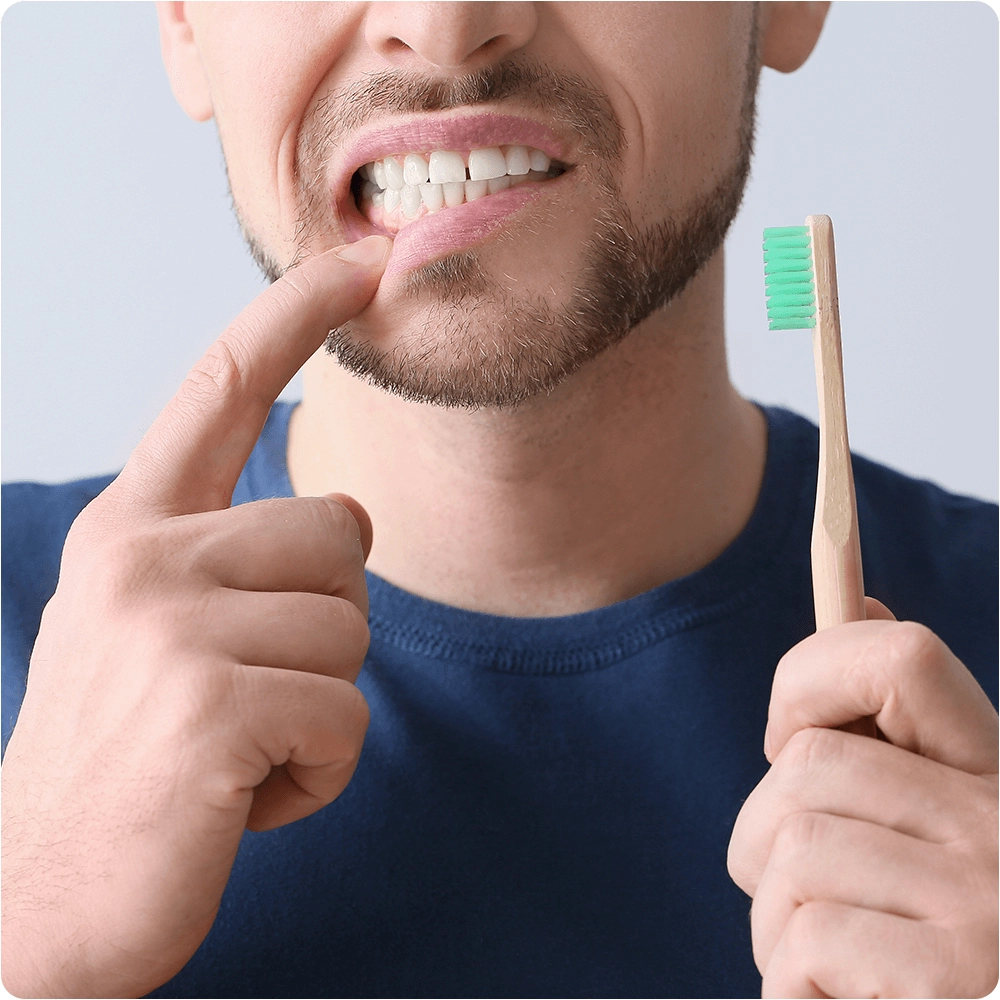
[330,110,572,214]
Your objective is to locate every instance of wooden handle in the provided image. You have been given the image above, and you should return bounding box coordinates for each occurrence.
[806,215,865,630]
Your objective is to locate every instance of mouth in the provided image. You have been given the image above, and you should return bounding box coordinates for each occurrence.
[332,114,575,273]
[351,145,569,234]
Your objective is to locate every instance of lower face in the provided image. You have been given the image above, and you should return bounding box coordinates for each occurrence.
[217,7,759,408]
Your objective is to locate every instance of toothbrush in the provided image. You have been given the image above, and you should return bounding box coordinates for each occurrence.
[762,216,866,631]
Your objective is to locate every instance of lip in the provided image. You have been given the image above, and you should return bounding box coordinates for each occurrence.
[332,111,573,274]
[382,179,564,277]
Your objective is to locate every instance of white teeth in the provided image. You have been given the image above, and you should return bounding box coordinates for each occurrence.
[359,145,561,227]
[528,149,550,172]
[403,153,429,186]
[442,181,465,208]
[504,145,531,176]
[429,150,467,184]
[420,183,444,212]
[465,179,488,202]
[401,184,421,219]
[468,147,507,182]
[383,155,405,190]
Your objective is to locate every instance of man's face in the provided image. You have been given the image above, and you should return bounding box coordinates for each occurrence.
[178,3,759,407]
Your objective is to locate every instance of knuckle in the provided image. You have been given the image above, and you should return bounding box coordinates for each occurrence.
[881,620,943,678]
[973,779,1000,845]
[183,335,271,420]
[313,496,360,540]
[64,521,203,619]
[343,682,371,740]
[779,726,841,786]
[184,340,247,405]
[782,898,828,957]
[326,679,370,762]
[79,529,168,604]
[273,267,320,312]
[297,495,353,539]
[160,659,235,732]
[62,491,130,559]
[337,600,371,658]
[298,498,365,576]
[62,512,101,563]
[773,810,827,864]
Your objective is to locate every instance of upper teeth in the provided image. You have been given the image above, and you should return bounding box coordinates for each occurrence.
[357,146,556,227]
[365,146,550,189]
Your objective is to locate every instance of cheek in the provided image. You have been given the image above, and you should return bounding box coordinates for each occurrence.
[584,8,752,223]
[197,5,361,253]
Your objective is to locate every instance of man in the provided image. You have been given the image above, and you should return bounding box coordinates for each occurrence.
[2,3,996,997]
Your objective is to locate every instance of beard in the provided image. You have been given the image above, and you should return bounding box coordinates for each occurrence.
[234,35,760,410]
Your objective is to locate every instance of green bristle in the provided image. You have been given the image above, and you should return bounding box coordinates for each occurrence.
[763,226,810,238]
[766,279,815,294]
[767,305,815,319]
[763,247,811,261]
[769,316,816,330]
[763,235,810,250]
[764,257,812,274]
[764,273,814,289]
[767,293,815,308]
[762,225,816,330]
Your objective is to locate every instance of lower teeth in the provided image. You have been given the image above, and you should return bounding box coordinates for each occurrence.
[355,166,563,230]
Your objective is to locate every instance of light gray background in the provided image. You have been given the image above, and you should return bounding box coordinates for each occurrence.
[3,1,998,501]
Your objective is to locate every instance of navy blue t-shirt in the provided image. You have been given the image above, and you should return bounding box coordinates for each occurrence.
[3,404,997,999]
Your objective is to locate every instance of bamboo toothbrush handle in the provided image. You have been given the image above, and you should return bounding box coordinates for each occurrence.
[806,214,865,630]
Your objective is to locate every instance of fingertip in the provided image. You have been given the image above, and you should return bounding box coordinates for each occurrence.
[326,493,374,562]
[864,596,897,622]
[333,235,392,269]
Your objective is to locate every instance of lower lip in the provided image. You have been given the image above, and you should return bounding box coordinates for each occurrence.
[346,182,551,278]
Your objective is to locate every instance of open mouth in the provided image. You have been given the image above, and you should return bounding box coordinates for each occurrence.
[351,145,570,235]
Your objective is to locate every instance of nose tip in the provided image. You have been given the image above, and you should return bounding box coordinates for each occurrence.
[365,2,538,74]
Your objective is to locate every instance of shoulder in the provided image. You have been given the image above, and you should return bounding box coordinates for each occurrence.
[2,474,115,752]
[852,454,997,670]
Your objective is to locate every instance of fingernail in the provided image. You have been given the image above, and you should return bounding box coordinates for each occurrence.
[762,725,773,761]
[335,235,391,267]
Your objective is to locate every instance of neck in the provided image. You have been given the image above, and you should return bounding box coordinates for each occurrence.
[287,249,766,616]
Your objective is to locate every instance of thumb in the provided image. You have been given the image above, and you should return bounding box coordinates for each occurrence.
[864,596,897,622]
[326,493,373,562]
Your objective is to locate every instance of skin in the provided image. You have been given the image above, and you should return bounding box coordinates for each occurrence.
[1,4,996,997]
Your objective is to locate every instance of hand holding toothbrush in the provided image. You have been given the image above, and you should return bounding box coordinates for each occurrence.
[729,597,997,998]
[727,218,998,998]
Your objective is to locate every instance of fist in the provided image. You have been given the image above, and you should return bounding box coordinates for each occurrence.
[729,599,998,998]
[1,236,391,998]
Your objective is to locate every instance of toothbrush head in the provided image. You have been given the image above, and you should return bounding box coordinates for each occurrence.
[763,226,816,330]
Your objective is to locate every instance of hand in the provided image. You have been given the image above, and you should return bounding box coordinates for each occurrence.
[1,235,391,999]
[728,598,998,998]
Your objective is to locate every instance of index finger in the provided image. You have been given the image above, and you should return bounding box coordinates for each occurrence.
[109,236,391,518]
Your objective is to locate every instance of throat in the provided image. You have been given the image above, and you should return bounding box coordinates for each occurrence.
[287,286,765,617]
